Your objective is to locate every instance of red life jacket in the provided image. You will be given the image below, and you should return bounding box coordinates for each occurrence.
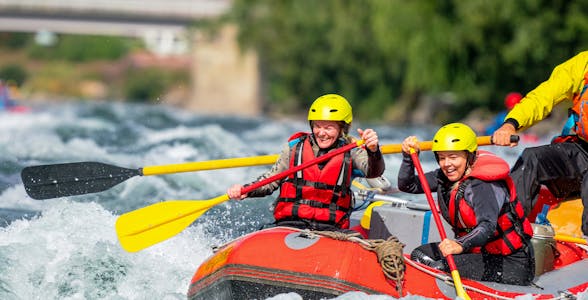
[274,133,353,228]
[446,151,533,255]
[563,71,588,141]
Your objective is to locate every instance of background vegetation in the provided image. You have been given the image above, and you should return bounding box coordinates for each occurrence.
[2,1,588,125]
[0,32,189,103]
[225,0,588,123]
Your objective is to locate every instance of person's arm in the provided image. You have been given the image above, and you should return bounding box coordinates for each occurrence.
[366,148,385,178]
[493,51,588,146]
[507,51,588,130]
[246,144,291,197]
[454,179,503,252]
[227,143,290,199]
[350,146,384,178]
[397,152,438,194]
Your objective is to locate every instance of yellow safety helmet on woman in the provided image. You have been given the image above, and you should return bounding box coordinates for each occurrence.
[308,94,353,124]
[432,123,478,153]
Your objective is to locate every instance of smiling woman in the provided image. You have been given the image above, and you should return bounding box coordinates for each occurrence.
[398,123,535,286]
[226,93,385,231]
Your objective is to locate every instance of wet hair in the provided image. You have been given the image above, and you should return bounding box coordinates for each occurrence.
[341,121,350,136]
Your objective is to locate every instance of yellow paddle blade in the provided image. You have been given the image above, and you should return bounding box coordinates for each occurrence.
[451,270,471,300]
[115,195,230,252]
[360,201,386,230]
[547,199,583,237]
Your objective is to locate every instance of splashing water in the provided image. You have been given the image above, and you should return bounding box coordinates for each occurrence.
[0,101,559,299]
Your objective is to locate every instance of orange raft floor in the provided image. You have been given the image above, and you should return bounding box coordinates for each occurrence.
[187,226,588,300]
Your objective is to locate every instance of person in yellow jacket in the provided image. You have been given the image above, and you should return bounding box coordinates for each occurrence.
[492,51,588,237]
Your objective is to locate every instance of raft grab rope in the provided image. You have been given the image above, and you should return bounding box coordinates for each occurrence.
[310,230,406,295]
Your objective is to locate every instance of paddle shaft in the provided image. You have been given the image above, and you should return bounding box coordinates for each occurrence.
[144,136,495,174]
[554,234,588,245]
[410,149,471,300]
[22,136,502,200]
[141,155,279,175]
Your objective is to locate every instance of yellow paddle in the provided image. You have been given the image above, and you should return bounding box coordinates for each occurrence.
[116,140,365,252]
[21,155,279,200]
[22,137,496,200]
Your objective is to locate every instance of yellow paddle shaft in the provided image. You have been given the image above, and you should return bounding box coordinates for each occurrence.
[380,136,492,154]
[554,234,588,245]
[141,136,493,176]
[142,154,279,175]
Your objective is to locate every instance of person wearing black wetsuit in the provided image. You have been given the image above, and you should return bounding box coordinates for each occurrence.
[398,123,535,286]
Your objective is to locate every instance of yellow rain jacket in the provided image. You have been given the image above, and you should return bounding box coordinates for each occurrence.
[505,51,588,131]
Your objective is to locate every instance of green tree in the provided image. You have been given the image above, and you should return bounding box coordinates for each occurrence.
[0,64,28,86]
[226,0,588,123]
[28,35,137,62]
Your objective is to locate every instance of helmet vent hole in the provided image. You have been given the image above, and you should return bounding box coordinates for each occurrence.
[330,109,338,112]
[451,139,460,143]
[311,109,316,112]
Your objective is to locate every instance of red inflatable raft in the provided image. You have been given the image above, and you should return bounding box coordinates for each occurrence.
[187,225,588,299]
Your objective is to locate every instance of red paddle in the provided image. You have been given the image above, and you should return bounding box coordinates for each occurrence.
[409,148,471,300]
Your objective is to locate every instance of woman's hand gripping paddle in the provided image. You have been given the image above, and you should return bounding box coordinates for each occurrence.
[409,148,471,300]
[115,140,365,252]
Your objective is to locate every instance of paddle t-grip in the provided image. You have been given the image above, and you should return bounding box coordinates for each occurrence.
[490,135,519,145]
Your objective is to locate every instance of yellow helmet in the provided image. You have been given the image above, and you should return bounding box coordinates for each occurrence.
[308,94,353,124]
[432,123,478,152]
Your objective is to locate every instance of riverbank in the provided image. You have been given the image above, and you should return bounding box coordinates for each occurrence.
[0,46,191,105]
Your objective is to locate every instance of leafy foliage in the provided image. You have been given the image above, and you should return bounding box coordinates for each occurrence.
[227,0,588,123]
[27,35,137,62]
[0,64,28,86]
[124,68,189,103]
[0,33,30,49]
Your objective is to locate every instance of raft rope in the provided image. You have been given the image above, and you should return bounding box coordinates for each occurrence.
[211,226,581,299]
[313,229,578,300]
[309,230,406,295]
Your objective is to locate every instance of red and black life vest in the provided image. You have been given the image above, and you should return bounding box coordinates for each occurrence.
[274,133,354,228]
[444,151,533,255]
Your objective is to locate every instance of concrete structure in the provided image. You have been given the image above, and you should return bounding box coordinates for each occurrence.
[0,0,262,116]
[190,25,260,116]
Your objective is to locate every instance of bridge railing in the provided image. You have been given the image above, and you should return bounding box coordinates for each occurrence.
[0,0,231,19]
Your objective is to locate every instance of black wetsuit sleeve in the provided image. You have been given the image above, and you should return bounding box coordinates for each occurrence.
[397,152,438,194]
[366,146,385,178]
[504,118,520,130]
[455,178,502,252]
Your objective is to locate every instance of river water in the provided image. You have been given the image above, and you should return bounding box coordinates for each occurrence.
[0,101,554,299]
